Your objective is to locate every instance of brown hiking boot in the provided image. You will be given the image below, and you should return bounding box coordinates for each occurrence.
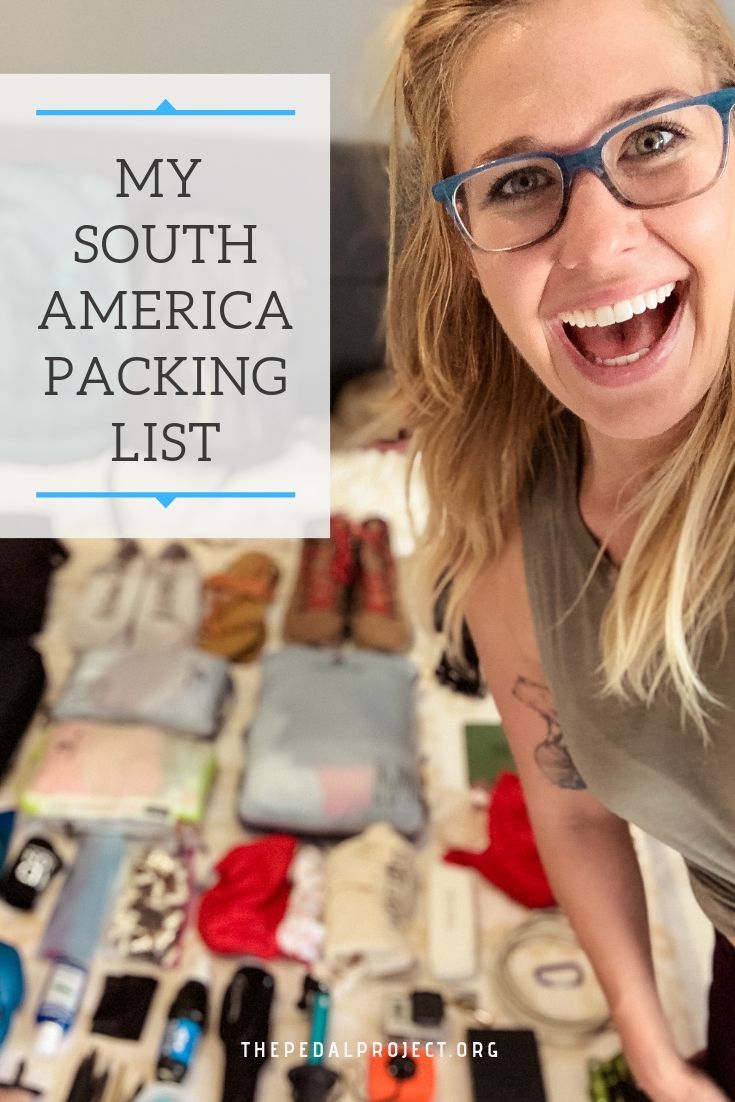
[282,515,355,646]
[350,517,413,652]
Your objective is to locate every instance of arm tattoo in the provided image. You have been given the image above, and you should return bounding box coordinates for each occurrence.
[512,675,587,790]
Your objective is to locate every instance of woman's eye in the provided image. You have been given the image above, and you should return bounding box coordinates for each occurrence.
[622,127,676,157]
[490,167,553,201]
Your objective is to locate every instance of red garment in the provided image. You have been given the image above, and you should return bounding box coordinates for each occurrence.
[445,772,555,909]
[197,834,297,956]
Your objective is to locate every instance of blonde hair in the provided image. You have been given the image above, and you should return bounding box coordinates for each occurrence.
[387,0,735,737]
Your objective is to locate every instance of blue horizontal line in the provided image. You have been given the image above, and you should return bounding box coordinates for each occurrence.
[36,490,295,509]
[36,109,296,117]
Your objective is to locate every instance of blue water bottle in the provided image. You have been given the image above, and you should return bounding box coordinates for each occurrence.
[157,968,209,1083]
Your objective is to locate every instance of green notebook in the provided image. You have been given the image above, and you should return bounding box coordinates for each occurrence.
[464,722,516,786]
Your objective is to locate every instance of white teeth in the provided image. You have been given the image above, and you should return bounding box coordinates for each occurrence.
[613,300,634,323]
[560,281,676,328]
[594,348,651,367]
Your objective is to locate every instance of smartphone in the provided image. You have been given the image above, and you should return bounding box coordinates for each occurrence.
[466,1027,547,1102]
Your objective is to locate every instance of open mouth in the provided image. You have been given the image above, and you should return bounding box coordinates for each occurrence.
[559,281,684,367]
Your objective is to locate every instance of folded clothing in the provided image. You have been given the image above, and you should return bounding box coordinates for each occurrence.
[91,973,159,1041]
[323,822,418,978]
[445,771,555,909]
[53,645,231,738]
[275,845,326,964]
[238,645,424,837]
[197,835,297,957]
[21,720,216,829]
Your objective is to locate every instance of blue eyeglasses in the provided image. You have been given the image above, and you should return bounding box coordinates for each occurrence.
[432,87,735,252]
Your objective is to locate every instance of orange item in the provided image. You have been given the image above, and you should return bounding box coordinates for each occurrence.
[367,1050,435,1102]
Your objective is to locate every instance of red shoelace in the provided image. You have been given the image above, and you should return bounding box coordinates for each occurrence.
[300,518,354,611]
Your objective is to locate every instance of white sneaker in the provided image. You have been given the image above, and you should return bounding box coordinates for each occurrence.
[132,543,203,651]
[69,540,146,652]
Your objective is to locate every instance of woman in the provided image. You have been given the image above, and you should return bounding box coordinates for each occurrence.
[388,0,735,1099]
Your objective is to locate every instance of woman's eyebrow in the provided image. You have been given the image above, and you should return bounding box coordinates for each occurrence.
[599,86,693,127]
[470,87,693,168]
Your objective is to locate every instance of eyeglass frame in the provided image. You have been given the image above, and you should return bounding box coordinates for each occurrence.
[431,87,735,253]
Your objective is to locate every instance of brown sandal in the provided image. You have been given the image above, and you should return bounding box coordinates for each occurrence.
[198,551,279,662]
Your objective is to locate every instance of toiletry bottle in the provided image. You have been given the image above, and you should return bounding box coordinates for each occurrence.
[34,958,87,1056]
[156,967,209,1083]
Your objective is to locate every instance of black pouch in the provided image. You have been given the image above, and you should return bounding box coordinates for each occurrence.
[0,641,45,779]
[0,539,67,638]
[91,974,158,1041]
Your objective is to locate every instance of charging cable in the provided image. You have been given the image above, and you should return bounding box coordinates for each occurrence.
[494,911,611,1043]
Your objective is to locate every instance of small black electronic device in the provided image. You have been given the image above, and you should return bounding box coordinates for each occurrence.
[467,1027,547,1102]
[383,989,445,1042]
[0,837,62,911]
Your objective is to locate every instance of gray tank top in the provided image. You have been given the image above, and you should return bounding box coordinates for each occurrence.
[518,412,735,938]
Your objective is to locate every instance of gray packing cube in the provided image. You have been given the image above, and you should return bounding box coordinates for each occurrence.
[239,645,425,838]
[53,645,231,738]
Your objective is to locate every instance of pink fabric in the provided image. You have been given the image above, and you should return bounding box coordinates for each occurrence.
[318,766,375,818]
[30,721,162,796]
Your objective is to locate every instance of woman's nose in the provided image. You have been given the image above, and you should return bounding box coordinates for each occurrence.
[553,169,649,269]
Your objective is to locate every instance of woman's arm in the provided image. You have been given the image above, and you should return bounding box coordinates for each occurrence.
[465,528,727,1102]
